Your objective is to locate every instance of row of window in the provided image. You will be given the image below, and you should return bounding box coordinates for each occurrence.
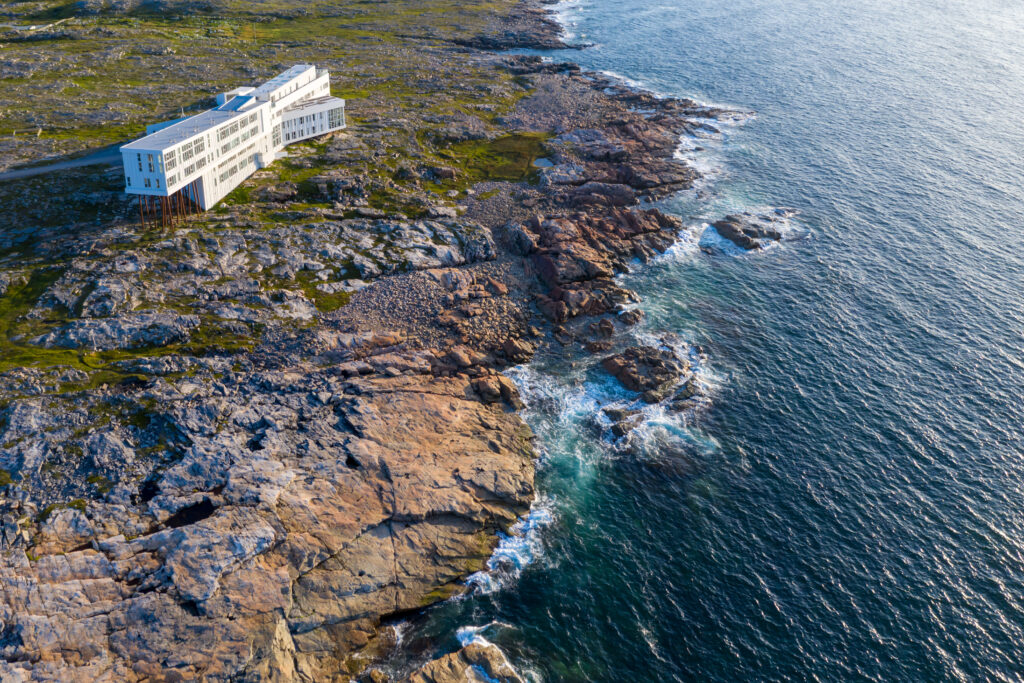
[215,112,259,143]
[281,106,344,143]
[135,152,156,173]
[183,155,207,177]
[221,135,241,156]
[217,120,240,142]
[328,106,345,129]
[180,136,206,163]
[159,147,212,190]
[214,141,258,186]
[217,153,257,184]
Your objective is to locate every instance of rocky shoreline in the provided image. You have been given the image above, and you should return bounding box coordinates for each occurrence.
[0,1,726,680]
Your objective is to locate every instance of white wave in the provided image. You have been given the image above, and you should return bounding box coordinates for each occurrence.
[391,621,411,647]
[671,111,752,201]
[598,69,655,94]
[455,623,544,683]
[665,226,703,259]
[592,333,723,458]
[697,222,750,255]
[549,0,588,42]
[505,363,620,425]
[466,496,556,595]
[697,207,810,255]
[456,622,502,648]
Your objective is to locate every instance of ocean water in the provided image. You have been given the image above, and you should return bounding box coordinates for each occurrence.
[386,1,1024,680]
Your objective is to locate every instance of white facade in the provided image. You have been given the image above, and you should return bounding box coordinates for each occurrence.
[121,65,346,211]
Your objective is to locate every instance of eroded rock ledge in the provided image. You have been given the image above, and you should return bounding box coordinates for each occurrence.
[0,339,534,681]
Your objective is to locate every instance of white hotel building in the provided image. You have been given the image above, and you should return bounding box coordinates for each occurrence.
[121,64,346,213]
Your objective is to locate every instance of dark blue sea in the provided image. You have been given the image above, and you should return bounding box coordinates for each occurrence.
[390,1,1024,680]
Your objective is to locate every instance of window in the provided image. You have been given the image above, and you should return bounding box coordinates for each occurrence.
[221,136,241,155]
[164,150,176,171]
[328,106,345,129]
[194,137,205,155]
[144,178,151,188]
[272,124,281,147]
[136,153,142,172]
[155,178,161,188]
[147,154,154,173]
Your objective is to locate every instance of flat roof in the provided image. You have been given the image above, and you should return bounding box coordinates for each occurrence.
[251,64,315,99]
[121,93,268,152]
[284,95,345,112]
[122,107,247,151]
[120,64,319,153]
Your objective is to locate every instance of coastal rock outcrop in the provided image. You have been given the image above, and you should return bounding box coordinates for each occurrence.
[602,345,687,403]
[0,0,733,676]
[401,641,526,683]
[0,350,535,681]
[710,210,794,250]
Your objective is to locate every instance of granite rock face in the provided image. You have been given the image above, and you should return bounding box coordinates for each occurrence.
[0,347,534,682]
[34,312,200,351]
[513,208,680,325]
[401,642,526,683]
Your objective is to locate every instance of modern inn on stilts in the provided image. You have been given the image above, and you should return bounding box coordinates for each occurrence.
[120,64,346,227]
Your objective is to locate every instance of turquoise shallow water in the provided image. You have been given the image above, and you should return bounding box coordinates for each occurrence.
[387,1,1024,680]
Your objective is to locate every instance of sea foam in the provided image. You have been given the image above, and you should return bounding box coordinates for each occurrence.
[466,496,556,595]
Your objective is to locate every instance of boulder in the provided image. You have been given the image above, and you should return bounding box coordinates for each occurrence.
[403,641,526,683]
[601,345,687,403]
[710,211,788,250]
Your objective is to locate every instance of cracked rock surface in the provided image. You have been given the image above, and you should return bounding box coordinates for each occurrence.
[0,344,534,681]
